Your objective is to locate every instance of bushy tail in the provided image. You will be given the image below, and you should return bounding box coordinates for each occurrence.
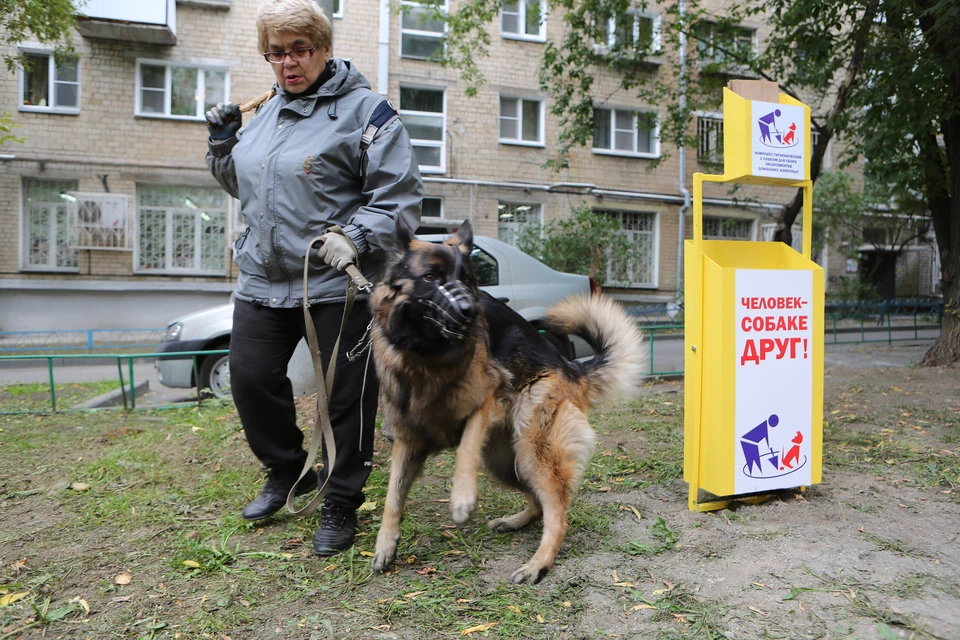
[543,295,648,404]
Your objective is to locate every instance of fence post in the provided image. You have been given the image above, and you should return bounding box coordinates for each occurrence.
[116,357,129,411]
[649,328,655,375]
[47,357,57,413]
[87,330,94,353]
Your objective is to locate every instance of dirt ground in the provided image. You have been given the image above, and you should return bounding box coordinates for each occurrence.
[0,340,958,639]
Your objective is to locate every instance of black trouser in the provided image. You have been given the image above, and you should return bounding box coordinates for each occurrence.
[229,298,378,511]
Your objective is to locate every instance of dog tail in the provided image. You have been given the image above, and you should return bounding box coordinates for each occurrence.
[543,295,648,404]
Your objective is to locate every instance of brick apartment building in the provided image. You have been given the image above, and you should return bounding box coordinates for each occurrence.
[0,0,940,332]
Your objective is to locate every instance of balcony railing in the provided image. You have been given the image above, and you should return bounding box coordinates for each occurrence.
[74,0,177,45]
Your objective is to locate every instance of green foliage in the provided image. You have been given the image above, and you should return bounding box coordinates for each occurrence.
[515,204,637,286]
[1,0,82,74]
[0,111,25,148]
[625,516,679,556]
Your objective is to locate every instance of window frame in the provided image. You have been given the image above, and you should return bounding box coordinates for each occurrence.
[134,184,230,275]
[695,22,756,66]
[497,202,543,247]
[702,215,755,241]
[332,0,343,18]
[19,178,80,272]
[398,85,447,174]
[597,10,662,54]
[696,111,724,164]
[134,58,231,121]
[400,0,448,61]
[501,0,547,42]
[592,107,660,158]
[17,47,81,115]
[498,96,545,147]
[601,209,659,288]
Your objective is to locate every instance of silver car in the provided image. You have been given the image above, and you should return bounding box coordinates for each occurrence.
[155,235,596,397]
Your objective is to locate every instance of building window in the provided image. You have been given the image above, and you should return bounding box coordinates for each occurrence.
[501,0,546,41]
[332,0,343,18]
[593,108,658,157]
[136,60,228,120]
[401,0,446,60]
[21,178,79,271]
[136,185,228,274]
[597,11,661,53]
[499,97,544,146]
[603,209,657,287]
[703,216,753,240]
[422,197,443,218]
[697,114,723,163]
[399,86,445,173]
[497,202,542,246]
[694,22,755,65]
[19,51,80,113]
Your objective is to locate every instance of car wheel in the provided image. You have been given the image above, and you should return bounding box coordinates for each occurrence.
[541,331,573,359]
[199,352,231,398]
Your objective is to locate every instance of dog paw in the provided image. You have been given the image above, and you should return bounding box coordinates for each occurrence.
[449,492,476,526]
[370,546,396,573]
[510,564,549,584]
[487,517,514,533]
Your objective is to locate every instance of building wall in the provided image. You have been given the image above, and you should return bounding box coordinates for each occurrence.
[0,0,896,333]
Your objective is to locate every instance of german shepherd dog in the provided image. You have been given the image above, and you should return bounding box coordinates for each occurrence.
[369,221,647,583]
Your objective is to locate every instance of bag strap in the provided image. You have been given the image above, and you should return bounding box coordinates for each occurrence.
[359,98,400,178]
[286,226,371,517]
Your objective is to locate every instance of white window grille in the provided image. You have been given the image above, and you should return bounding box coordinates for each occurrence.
[697,115,723,163]
[401,0,447,60]
[135,59,229,120]
[593,108,658,157]
[66,192,133,250]
[399,86,445,173]
[597,11,661,53]
[501,0,546,41]
[497,202,542,246]
[136,184,229,274]
[21,178,79,271]
[703,216,753,240]
[603,209,657,287]
[499,96,544,145]
[18,50,80,114]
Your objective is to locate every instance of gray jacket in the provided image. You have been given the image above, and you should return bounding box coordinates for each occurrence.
[207,59,422,307]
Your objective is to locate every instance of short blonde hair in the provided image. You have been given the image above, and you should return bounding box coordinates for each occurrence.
[256,0,333,54]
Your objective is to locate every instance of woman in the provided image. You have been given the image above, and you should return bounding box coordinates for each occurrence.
[204,0,422,556]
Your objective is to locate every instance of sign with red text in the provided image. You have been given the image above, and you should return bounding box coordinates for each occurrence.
[734,269,813,494]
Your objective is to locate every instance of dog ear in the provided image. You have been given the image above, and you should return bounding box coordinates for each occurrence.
[451,219,474,254]
[396,216,415,251]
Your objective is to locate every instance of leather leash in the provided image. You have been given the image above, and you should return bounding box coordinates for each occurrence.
[286,226,372,516]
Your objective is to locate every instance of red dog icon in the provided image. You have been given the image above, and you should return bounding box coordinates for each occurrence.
[781,431,803,469]
[783,123,797,145]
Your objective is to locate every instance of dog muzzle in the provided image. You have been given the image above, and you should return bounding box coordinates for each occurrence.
[417,281,476,340]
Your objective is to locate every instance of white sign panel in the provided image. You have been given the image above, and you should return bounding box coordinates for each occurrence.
[750,100,805,180]
[734,270,813,494]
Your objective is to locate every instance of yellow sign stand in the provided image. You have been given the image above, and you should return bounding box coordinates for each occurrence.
[684,82,824,512]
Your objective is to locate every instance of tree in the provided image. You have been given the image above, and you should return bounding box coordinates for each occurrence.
[515,205,639,286]
[438,0,960,364]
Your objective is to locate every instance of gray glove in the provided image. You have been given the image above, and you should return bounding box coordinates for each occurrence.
[205,102,241,140]
[316,233,356,271]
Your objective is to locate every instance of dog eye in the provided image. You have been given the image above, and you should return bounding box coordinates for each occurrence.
[423,273,436,282]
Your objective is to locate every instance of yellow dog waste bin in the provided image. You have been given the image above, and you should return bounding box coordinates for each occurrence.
[684,81,824,512]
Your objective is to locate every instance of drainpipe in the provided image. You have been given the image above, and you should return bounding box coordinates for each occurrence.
[377,0,391,95]
[675,0,692,298]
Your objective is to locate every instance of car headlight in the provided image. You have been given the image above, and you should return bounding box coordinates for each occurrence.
[162,322,183,342]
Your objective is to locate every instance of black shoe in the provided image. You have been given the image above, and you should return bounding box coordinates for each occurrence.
[241,468,318,521]
[312,501,358,556]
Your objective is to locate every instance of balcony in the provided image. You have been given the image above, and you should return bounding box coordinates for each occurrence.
[74,0,177,46]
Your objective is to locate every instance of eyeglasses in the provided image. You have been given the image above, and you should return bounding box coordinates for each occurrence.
[263,46,319,64]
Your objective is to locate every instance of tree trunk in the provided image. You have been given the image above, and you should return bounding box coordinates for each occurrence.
[772,0,879,247]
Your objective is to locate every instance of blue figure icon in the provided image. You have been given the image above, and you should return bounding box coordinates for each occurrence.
[740,414,780,475]
[758,110,782,144]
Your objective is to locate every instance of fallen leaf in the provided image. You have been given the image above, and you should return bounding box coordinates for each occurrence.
[0,592,29,607]
[415,567,436,575]
[611,570,619,582]
[358,501,377,512]
[632,603,656,610]
[359,551,374,557]
[748,605,768,617]
[191,426,203,432]
[461,622,498,635]
[115,573,132,585]
[111,596,132,603]
[71,597,90,613]
[71,482,91,492]
[181,561,201,569]
[615,582,635,587]
[536,614,545,623]
[506,605,521,614]
[404,591,426,599]
[280,553,294,559]
[563,601,571,607]
[798,601,806,611]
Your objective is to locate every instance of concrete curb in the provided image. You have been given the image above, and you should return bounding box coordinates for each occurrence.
[79,380,151,409]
